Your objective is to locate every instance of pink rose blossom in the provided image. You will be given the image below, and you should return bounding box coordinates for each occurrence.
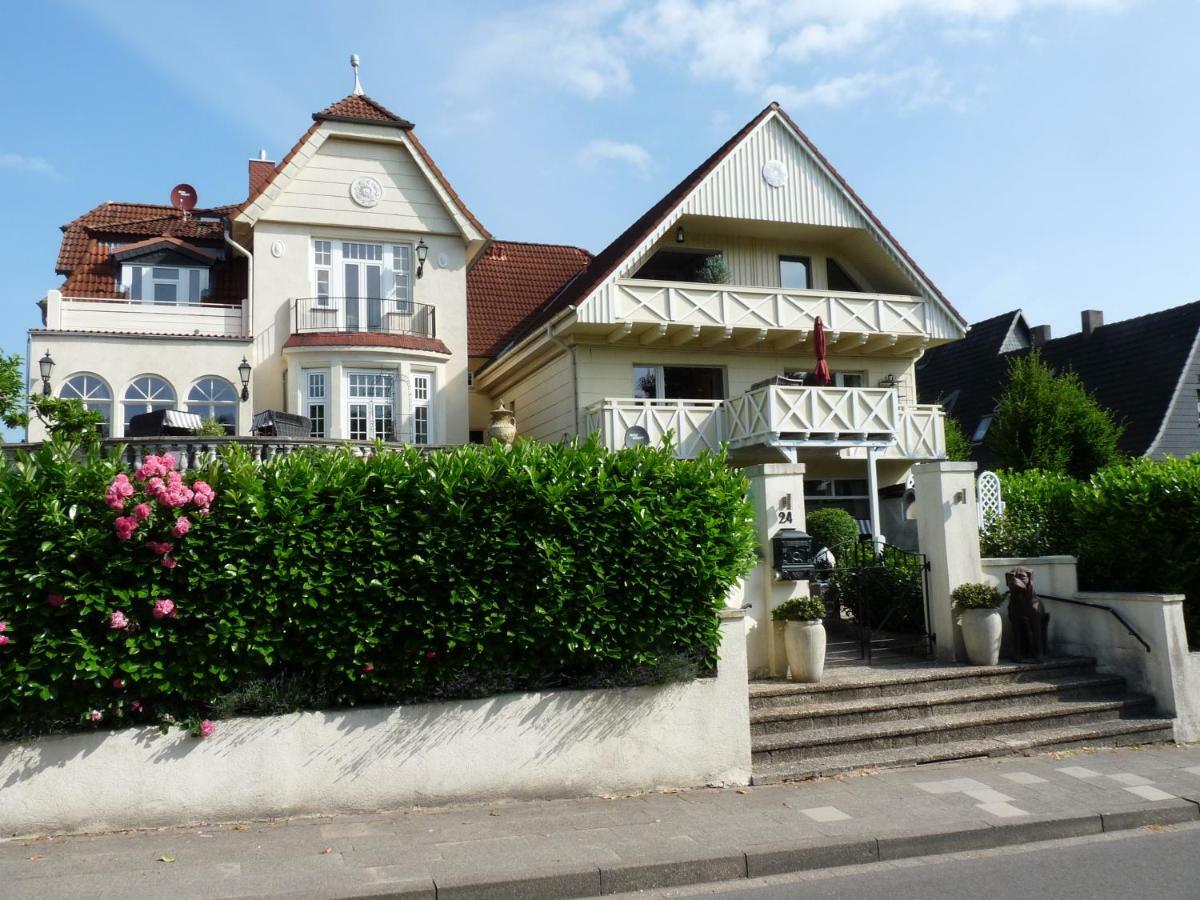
[89,710,103,723]
[160,555,178,570]
[145,541,174,556]
[113,515,138,541]
[152,598,176,620]
[48,593,65,608]
[363,662,375,673]
[0,621,7,633]
[198,720,216,738]
[171,516,190,538]
[112,677,126,690]
[424,651,437,661]
[131,700,142,712]
[0,635,9,647]
[108,610,129,630]
[133,503,152,521]
[192,481,215,510]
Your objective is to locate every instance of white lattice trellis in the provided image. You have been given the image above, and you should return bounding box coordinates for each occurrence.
[977,470,1004,530]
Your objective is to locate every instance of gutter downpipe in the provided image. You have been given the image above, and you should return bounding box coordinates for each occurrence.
[223,225,253,339]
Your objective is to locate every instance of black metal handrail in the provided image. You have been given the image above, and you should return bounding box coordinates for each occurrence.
[1039,593,1152,654]
[292,296,436,338]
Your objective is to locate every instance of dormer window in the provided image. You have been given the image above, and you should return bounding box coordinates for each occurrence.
[121,265,210,304]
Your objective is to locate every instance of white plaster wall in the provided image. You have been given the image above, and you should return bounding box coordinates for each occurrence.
[980,556,1200,744]
[0,612,750,836]
[504,351,576,443]
[27,332,252,442]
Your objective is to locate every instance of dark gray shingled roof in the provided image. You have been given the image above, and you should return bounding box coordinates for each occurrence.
[917,301,1200,461]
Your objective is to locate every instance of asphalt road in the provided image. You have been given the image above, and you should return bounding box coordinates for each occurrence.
[624,822,1200,900]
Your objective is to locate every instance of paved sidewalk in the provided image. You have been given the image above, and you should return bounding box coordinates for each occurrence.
[4,745,1200,900]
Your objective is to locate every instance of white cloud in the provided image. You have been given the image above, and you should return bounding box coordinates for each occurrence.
[580,139,654,175]
[451,0,1131,109]
[0,153,59,178]
[767,61,957,111]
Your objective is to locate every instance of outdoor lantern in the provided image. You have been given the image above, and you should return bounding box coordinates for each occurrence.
[675,225,686,243]
[415,239,429,279]
[771,528,815,581]
[237,356,252,402]
[38,349,54,396]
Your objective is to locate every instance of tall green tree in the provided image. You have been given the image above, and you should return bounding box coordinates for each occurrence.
[943,416,971,462]
[987,350,1124,478]
[0,352,28,431]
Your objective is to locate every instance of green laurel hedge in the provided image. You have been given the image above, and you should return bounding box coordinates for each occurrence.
[0,439,757,739]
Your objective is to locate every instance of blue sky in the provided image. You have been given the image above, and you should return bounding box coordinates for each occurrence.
[3,0,1198,400]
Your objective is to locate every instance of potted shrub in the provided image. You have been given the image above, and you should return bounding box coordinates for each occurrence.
[772,595,828,683]
[952,583,1006,666]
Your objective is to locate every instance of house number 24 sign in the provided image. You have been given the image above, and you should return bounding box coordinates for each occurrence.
[777,493,794,525]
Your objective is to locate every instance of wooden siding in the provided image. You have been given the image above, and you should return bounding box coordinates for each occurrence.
[508,351,576,442]
[1149,330,1200,459]
[264,137,459,234]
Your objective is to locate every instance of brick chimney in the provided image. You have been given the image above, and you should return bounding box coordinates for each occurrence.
[1081,309,1104,336]
[248,149,275,198]
[1030,324,1051,347]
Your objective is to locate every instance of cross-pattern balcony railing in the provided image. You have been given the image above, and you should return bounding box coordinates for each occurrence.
[292,297,436,338]
[584,387,946,461]
[586,279,927,338]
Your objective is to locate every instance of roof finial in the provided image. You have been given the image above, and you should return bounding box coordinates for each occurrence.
[350,53,364,96]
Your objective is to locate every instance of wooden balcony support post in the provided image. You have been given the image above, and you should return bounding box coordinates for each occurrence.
[606,322,634,343]
[669,325,702,346]
[701,326,733,348]
[639,323,669,345]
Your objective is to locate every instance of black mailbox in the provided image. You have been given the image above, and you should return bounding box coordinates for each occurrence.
[771,529,814,581]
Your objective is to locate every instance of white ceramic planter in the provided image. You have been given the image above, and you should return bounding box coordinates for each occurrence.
[959,607,1003,666]
[783,620,826,683]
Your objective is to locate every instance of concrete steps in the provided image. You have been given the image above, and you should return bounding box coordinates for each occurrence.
[749,657,1174,784]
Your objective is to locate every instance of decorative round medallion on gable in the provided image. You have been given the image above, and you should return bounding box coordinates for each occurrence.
[269,240,287,259]
[761,159,788,188]
[349,176,384,208]
[436,252,449,269]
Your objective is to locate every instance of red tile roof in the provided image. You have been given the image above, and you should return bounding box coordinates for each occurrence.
[313,93,414,128]
[282,332,451,354]
[467,241,594,357]
[55,202,245,302]
[507,102,963,351]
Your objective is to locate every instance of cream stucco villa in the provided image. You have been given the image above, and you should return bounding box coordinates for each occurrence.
[27,72,967,541]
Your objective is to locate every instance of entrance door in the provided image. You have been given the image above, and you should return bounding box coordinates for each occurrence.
[347,372,395,441]
[342,243,384,332]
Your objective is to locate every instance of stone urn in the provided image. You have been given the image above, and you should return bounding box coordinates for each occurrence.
[783,620,826,683]
[959,608,1002,666]
[488,404,517,447]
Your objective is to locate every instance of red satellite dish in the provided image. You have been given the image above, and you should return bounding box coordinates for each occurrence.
[170,183,198,212]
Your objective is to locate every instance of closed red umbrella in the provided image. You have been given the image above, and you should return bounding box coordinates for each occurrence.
[812,316,832,386]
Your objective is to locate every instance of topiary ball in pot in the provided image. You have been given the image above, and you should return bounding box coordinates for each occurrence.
[951,583,1005,666]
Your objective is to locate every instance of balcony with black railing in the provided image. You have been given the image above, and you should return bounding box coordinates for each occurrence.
[292,296,436,338]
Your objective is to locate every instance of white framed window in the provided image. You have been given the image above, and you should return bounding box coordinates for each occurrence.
[304,368,328,438]
[310,239,417,322]
[346,370,395,442]
[121,265,209,304]
[187,376,238,433]
[833,372,866,388]
[632,365,725,401]
[805,478,871,528]
[411,372,432,444]
[312,240,332,306]
[123,375,176,430]
[973,414,994,443]
[60,373,113,437]
[391,244,413,314]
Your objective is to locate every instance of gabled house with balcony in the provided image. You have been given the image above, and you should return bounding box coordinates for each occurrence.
[30,80,486,446]
[470,102,967,539]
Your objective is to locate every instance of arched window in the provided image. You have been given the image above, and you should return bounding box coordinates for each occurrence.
[187,376,238,434]
[123,375,176,431]
[60,373,113,437]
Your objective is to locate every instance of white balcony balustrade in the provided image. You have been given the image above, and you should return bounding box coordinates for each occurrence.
[44,291,246,338]
[584,387,945,461]
[579,280,928,347]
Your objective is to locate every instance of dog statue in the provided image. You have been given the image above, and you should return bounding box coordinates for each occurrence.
[1005,567,1050,661]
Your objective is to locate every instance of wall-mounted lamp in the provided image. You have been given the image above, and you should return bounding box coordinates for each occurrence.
[237,356,252,402]
[38,349,55,396]
[953,488,967,505]
[878,373,898,389]
[675,225,685,243]
[415,239,429,279]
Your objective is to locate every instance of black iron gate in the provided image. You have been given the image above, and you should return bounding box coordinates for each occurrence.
[813,540,933,665]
